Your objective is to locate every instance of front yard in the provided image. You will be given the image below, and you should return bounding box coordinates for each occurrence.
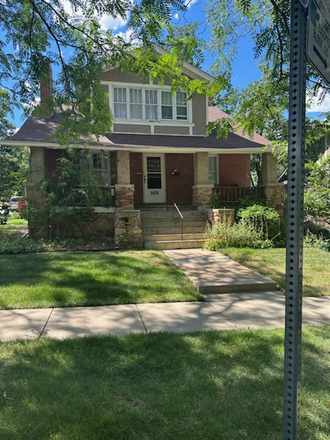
[0,326,329,440]
[222,247,330,297]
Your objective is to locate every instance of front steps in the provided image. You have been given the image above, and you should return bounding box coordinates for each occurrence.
[141,209,208,250]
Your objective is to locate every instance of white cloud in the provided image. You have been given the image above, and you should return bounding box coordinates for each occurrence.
[174,13,179,20]
[99,14,127,31]
[307,91,330,113]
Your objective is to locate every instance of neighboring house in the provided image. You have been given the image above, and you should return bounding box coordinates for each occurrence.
[3,49,283,248]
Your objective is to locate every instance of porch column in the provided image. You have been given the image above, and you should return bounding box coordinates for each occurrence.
[115,150,135,210]
[114,151,142,248]
[26,147,48,238]
[192,152,213,209]
[262,152,285,212]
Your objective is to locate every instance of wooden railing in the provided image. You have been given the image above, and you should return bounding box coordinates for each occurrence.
[213,186,265,205]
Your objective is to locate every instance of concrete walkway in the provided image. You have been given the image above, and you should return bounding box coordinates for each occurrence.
[1,249,329,341]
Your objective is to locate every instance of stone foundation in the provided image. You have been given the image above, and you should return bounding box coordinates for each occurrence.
[192,185,213,209]
[115,184,135,210]
[264,184,285,214]
[114,210,143,249]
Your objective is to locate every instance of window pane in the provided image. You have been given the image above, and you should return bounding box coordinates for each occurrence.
[147,157,161,173]
[114,103,127,118]
[176,92,187,105]
[130,89,142,104]
[146,105,157,120]
[161,91,172,105]
[130,103,143,119]
[146,90,157,105]
[177,106,187,120]
[114,88,126,103]
[161,106,173,119]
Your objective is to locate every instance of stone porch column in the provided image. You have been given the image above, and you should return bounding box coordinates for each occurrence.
[26,147,48,237]
[192,152,213,209]
[262,152,284,212]
[115,150,135,210]
[114,150,142,248]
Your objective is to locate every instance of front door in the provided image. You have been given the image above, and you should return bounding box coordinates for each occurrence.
[143,154,166,203]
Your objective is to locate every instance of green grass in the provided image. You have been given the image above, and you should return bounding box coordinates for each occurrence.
[0,218,28,240]
[0,250,202,309]
[0,326,329,439]
[221,247,330,297]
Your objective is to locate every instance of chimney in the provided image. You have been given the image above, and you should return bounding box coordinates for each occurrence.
[40,61,53,117]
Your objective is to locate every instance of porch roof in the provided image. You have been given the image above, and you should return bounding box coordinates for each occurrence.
[4,111,271,154]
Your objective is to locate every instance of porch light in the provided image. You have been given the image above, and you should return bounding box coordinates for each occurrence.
[170,169,180,177]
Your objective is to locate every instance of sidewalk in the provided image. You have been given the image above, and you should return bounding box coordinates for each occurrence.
[1,249,329,341]
[0,293,329,341]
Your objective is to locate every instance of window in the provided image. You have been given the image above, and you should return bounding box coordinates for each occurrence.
[176,92,188,120]
[209,155,219,184]
[114,88,127,118]
[161,91,173,119]
[112,87,189,122]
[79,153,109,186]
[130,89,143,119]
[145,90,158,120]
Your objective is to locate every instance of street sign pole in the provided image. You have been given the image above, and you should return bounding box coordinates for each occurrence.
[283,1,307,439]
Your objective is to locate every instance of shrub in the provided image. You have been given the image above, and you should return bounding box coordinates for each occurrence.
[304,231,330,252]
[204,219,274,250]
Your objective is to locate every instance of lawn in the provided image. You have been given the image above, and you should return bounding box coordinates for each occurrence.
[0,250,203,309]
[0,326,329,440]
[0,218,28,240]
[221,247,330,297]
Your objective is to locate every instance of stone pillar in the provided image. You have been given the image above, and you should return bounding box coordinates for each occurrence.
[264,184,285,214]
[261,152,284,213]
[262,152,278,185]
[192,152,213,209]
[114,210,143,249]
[115,150,135,210]
[26,147,48,238]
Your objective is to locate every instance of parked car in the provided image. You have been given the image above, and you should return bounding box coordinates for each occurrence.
[10,196,27,212]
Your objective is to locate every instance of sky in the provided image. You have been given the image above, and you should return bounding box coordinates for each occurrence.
[7,0,329,128]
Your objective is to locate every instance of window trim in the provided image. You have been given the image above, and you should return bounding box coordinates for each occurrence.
[110,84,190,123]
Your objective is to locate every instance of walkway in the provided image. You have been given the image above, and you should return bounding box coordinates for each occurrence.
[1,249,329,341]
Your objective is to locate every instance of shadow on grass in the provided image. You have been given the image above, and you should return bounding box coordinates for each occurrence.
[0,327,329,440]
[0,250,202,309]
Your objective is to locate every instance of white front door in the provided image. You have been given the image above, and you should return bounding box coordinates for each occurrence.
[143,154,166,203]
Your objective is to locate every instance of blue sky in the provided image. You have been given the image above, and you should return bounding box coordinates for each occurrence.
[8,0,328,128]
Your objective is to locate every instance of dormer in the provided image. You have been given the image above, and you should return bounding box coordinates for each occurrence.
[100,47,214,136]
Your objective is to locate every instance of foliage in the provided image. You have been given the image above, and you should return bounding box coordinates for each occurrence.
[28,147,112,238]
[304,157,330,225]
[0,1,224,143]
[0,202,10,225]
[237,204,280,239]
[304,231,330,253]
[204,218,274,250]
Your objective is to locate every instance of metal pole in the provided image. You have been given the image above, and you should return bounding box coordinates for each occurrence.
[283,1,307,439]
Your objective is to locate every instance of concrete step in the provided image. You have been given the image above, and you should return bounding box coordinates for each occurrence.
[142,220,207,229]
[143,226,207,236]
[196,280,278,294]
[140,211,206,220]
[145,233,207,242]
[144,239,206,250]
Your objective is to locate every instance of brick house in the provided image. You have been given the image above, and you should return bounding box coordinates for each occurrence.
[3,49,283,249]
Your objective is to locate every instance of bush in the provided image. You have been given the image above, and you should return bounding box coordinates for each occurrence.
[304,231,330,252]
[0,238,46,254]
[204,219,274,250]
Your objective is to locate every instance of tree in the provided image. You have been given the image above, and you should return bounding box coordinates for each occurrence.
[205,0,330,134]
[305,157,330,226]
[0,0,221,143]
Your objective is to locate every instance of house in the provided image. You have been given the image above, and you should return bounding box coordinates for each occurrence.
[3,49,284,249]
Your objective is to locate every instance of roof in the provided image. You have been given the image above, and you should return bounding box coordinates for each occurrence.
[3,108,270,154]
[208,107,269,145]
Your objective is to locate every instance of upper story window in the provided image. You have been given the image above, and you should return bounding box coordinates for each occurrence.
[114,88,127,118]
[113,86,188,122]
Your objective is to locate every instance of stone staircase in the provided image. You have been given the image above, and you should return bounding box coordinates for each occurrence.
[141,208,208,250]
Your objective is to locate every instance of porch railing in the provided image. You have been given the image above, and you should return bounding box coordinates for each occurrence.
[213,186,266,205]
[59,186,115,207]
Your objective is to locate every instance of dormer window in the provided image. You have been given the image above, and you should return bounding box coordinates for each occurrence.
[112,86,188,122]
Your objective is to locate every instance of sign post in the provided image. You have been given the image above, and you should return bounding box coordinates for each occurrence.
[283,1,307,439]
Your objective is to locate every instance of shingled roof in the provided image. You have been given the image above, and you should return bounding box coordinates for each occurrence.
[4,108,270,153]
